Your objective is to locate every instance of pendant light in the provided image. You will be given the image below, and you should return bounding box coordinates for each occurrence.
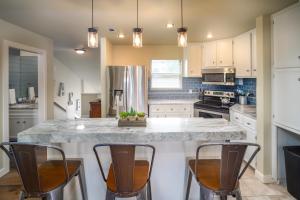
[177,0,187,47]
[88,0,98,48]
[133,0,143,48]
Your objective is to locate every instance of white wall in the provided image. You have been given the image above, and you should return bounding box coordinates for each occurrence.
[53,58,81,119]
[54,48,100,94]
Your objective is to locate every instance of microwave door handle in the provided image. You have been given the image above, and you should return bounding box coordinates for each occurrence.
[224,73,226,84]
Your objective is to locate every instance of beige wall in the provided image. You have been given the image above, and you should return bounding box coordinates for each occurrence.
[0,19,54,171]
[255,15,273,182]
[111,45,183,72]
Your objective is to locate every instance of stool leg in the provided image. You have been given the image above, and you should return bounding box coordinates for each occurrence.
[185,170,192,200]
[234,188,242,200]
[147,180,152,200]
[137,186,147,200]
[78,164,88,200]
[220,195,228,200]
[200,185,214,200]
[105,190,115,200]
[18,191,25,200]
[47,187,64,200]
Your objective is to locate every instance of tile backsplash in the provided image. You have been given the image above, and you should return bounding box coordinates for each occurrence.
[149,77,257,105]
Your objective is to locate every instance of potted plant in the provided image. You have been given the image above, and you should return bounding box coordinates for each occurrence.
[137,112,145,121]
[119,111,129,121]
[127,108,137,121]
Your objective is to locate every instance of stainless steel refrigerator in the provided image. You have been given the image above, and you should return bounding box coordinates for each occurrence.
[108,65,148,117]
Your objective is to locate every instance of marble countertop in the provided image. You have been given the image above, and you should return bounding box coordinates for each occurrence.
[148,99,199,105]
[10,103,38,110]
[230,104,256,119]
[18,118,246,143]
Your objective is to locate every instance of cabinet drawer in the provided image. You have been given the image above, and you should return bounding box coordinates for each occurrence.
[149,105,167,113]
[242,116,256,130]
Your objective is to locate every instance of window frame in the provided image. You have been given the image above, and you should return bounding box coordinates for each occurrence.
[150,59,183,90]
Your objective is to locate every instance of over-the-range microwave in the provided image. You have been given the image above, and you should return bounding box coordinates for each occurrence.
[202,67,235,86]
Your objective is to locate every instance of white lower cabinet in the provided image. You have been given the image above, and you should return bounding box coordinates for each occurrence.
[230,110,257,168]
[149,104,193,118]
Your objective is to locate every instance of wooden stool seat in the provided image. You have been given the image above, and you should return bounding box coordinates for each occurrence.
[189,159,239,191]
[107,160,149,193]
[38,160,82,192]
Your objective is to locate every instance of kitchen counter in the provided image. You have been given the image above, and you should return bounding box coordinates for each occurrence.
[18,118,245,200]
[18,118,245,143]
[230,104,256,119]
[10,103,38,110]
[148,99,199,105]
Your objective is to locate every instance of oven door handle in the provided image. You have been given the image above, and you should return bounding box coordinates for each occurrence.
[194,108,224,116]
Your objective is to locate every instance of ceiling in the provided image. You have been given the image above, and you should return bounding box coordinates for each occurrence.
[0,0,298,49]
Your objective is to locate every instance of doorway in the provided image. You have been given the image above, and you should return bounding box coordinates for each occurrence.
[1,40,47,177]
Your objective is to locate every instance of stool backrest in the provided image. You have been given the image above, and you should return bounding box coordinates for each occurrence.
[196,142,260,193]
[0,142,68,196]
[93,144,155,194]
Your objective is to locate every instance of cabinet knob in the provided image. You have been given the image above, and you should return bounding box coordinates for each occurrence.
[17,121,20,124]
[298,78,300,81]
[298,56,300,59]
[23,121,26,124]
[253,69,257,72]
[246,69,250,72]
[171,108,174,111]
[220,61,223,64]
[247,122,251,125]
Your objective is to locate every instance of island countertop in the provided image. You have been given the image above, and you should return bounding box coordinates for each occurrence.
[18,118,246,143]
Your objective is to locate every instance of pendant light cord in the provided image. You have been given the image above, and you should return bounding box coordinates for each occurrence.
[137,0,139,28]
[92,0,94,27]
[181,0,183,27]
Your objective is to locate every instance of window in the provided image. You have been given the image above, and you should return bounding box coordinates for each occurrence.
[151,60,182,89]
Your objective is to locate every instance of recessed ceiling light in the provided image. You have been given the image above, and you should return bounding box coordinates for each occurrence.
[75,48,86,55]
[118,33,125,39]
[207,33,213,39]
[166,23,175,29]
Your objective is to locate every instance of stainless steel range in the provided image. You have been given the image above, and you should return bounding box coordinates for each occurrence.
[194,90,236,120]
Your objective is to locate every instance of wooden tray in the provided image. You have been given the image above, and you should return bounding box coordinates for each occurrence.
[118,118,147,127]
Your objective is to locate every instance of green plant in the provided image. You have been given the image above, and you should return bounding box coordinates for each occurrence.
[119,111,129,119]
[128,107,137,117]
[137,112,145,117]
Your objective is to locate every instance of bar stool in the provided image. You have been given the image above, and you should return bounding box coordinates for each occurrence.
[185,142,260,200]
[93,144,155,200]
[0,142,88,200]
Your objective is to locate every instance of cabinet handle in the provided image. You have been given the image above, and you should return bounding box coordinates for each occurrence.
[171,108,174,111]
[247,122,251,125]
[235,117,239,120]
[246,69,250,72]
[156,109,159,111]
[298,56,300,59]
[23,121,26,124]
[17,121,20,124]
[298,78,300,82]
[184,108,187,111]
[220,61,223,64]
[253,69,257,72]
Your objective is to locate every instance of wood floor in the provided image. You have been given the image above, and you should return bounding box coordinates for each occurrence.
[0,169,295,200]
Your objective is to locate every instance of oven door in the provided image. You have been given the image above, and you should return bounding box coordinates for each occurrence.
[194,108,229,120]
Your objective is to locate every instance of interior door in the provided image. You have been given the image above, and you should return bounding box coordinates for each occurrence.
[273,68,300,132]
[202,41,217,68]
[217,39,233,67]
[233,31,251,77]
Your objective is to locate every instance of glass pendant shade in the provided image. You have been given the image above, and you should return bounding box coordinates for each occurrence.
[133,28,143,48]
[88,27,98,48]
[177,27,187,47]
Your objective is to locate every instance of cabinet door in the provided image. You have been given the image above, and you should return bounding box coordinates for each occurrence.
[202,41,217,68]
[183,43,202,77]
[273,4,300,68]
[217,39,233,67]
[273,68,300,132]
[251,29,257,77]
[233,32,252,77]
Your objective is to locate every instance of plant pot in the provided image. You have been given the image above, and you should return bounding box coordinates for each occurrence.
[137,116,145,121]
[127,116,137,121]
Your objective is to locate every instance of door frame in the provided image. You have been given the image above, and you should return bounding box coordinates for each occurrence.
[1,40,47,177]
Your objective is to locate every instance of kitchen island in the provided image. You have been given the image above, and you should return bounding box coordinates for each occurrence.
[18,118,246,200]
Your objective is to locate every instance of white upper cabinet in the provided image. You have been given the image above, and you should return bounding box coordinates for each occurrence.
[203,39,233,68]
[217,39,233,67]
[183,43,202,77]
[233,31,252,77]
[273,4,300,68]
[202,41,217,67]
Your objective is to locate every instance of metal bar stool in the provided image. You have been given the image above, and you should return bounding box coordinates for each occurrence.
[93,144,155,200]
[0,142,88,200]
[185,142,260,200]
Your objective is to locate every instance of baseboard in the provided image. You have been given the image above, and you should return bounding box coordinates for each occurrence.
[255,169,276,183]
[0,167,9,178]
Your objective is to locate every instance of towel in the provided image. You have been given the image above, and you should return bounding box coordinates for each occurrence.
[9,89,16,104]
